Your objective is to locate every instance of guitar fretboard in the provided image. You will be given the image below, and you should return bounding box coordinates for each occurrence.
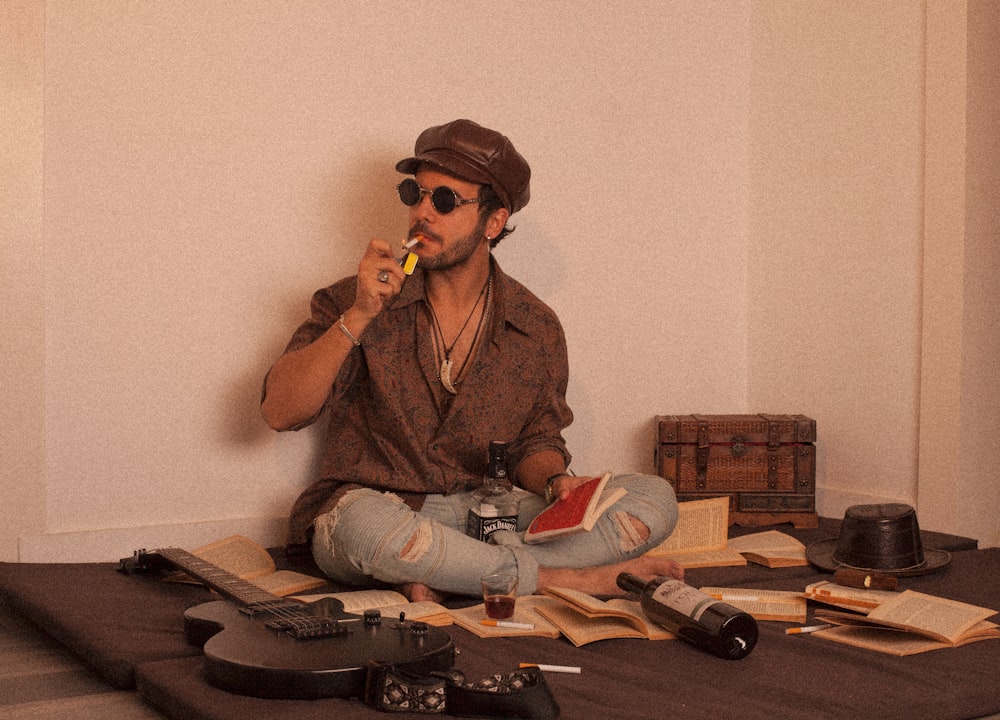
[154,547,343,639]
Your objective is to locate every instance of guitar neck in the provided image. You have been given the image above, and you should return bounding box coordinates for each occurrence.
[124,546,342,639]
[155,547,282,609]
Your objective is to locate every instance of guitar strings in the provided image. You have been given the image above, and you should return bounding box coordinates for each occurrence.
[163,548,328,634]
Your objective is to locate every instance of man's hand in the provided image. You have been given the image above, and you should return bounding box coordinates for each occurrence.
[354,238,407,318]
[548,474,595,503]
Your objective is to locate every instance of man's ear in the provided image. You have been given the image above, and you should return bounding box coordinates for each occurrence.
[486,207,510,239]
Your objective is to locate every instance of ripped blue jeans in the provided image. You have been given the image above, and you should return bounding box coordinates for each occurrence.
[310,472,678,597]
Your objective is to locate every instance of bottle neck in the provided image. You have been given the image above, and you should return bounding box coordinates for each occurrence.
[616,572,647,595]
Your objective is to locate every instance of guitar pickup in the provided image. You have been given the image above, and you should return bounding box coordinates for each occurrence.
[240,600,302,618]
[264,616,347,640]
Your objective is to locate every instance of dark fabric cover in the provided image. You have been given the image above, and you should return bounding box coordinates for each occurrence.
[1,520,996,720]
[0,560,206,688]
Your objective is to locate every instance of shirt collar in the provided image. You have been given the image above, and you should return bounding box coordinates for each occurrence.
[389,257,534,338]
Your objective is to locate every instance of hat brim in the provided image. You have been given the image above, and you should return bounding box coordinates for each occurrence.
[805,538,951,577]
[396,153,493,187]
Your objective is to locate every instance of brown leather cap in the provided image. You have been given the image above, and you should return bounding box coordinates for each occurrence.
[396,119,530,215]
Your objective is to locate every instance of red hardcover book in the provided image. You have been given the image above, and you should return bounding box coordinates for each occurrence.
[524,472,626,544]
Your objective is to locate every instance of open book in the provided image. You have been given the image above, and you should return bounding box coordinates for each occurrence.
[166,535,326,597]
[726,530,808,568]
[812,590,1000,656]
[524,472,625,544]
[803,580,900,612]
[449,596,563,638]
[644,496,746,568]
[294,589,453,626]
[534,586,676,646]
[698,587,807,623]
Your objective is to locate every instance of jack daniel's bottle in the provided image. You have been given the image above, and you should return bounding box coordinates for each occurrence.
[617,573,758,659]
[467,441,519,542]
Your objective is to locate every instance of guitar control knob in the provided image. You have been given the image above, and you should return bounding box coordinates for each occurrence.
[364,609,382,626]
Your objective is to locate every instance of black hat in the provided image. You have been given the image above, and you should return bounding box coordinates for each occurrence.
[806,503,951,577]
[396,119,531,215]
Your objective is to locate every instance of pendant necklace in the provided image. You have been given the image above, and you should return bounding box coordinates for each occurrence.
[427,272,493,394]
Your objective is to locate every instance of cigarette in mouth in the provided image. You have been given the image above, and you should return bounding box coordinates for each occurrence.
[399,237,419,274]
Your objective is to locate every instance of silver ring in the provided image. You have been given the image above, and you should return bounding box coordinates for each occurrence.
[377,270,390,283]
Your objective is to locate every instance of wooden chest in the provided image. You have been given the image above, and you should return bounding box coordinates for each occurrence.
[655,414,818,528]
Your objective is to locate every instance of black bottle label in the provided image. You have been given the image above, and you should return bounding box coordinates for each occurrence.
[467,510,518,542]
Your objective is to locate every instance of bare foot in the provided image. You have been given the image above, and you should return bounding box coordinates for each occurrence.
[536,556,685,596]
[396,582,449,604]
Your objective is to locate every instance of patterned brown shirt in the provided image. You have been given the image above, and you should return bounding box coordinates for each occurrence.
[271,259,573,548]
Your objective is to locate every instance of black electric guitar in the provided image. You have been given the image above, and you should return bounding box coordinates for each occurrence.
[119,547,455,700]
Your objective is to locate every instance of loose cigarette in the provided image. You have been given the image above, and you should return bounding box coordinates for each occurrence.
[785,624,832,635]
[707,594,759,602]
[519,663,582,674]
[481,619,535,630]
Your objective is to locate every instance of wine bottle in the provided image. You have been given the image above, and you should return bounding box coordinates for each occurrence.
[467,441,519,542]
[617,573,758,660]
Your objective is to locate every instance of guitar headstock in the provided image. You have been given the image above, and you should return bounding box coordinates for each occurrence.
[118,548,169,575]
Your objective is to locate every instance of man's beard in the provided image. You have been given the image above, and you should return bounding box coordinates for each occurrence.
[411,214,490,272]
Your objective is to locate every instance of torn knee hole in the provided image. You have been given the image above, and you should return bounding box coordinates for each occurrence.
[629,514,650,541]
[612,511,649,551]
[399,522,434,563]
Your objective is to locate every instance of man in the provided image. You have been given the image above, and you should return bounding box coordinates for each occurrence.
[262,119,683,601]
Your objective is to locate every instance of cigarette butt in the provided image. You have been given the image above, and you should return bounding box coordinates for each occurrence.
[519,663,581,674]
[481,619,535,630]
[785,624,832,635]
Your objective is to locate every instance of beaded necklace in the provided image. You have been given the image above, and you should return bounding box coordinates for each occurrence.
[426,271,493,394]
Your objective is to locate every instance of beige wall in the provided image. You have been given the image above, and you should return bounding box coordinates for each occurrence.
[2,1,47,560]
[951,0,1000,545]
[747,1,926,517]
[3,1,997,561]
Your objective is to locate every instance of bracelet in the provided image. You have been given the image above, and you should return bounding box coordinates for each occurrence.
[338,314,361,347]
[544,472,569,504]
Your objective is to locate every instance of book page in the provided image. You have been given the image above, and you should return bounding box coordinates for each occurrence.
[542,588,671,637]
[812,625,951,656]
[645,496,729,556]
[295,589,453,626]
[357,601,452,626]
[296,589,408,613]
[866,590,998,644]
[699,587,807,623]
[661,547,747,569]
[727,530,804,553]
[449,596,562,638]
[589,487,627,528]
[191,535,276,579]
[804,581,899,612]
[250,570,325,597]
[543,586,617,615]
[814,620,999,656]
[604,599,675,640]
[534,603,662,647]
[727,530,807,566]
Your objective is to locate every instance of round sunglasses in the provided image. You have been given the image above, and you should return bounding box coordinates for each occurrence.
[397,178,481,215]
